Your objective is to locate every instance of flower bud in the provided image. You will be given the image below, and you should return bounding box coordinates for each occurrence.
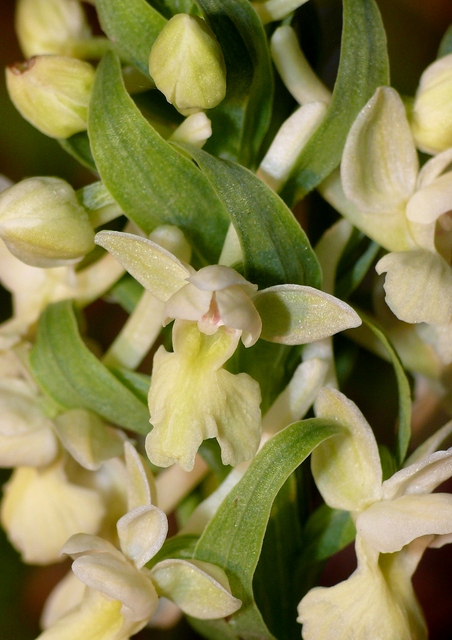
[149,14,226,113]
[6,55,95,139]
[0,177,95,268]
[16,0,91,58]
[411,53,452,154]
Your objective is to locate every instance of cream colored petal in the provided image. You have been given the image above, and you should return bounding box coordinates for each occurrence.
[356,493,452,553]
[117,505,168,569]
[188,265,257,293]
[72,552,159,621]
[1,464,105,564]
[216,286,262,346]
[163,282,211,324]
[406,171,452,225]
[94,231,189,301]
[404,419,452,466]
[382,447,452,499]
[416,147,452,189]
[146,321,261,470]
[41,571,87,629]
[150,558,241,619]
[253,0,311,26]
[376,250,452,325]
[298,537,421,640]
[253,285,361,345]
[124,441,157,511]
[312,388,382,511]
[55,409,124,471]
[61,533,122,560]
[36,590,127,640]
[341,87,418,215]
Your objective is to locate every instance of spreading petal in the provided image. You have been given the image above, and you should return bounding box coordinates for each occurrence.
[150,558,241,619]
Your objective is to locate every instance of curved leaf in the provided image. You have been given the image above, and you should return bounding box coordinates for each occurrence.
[175,143,321,290]
[96,0,166,75]
[280,0,390,205]
[192,417,342,638]
[197,0,274,169]
[29,301,150,435]
[88,51,229,264]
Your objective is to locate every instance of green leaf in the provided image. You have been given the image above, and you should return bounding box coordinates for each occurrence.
[280,0,390,205]
[361,314,411,466]
[148,534,199,568]
[29,301,150,435]
[89,51,229,264]
[335,230,380,299]
[107,275,144,314]
[300,504,355,565]
[196,0,274,169]
[191,418,342,639]
[96,0,167,76]
[438,25,452,58]
[58,131,96,172]
[175,144,321,290]
[107,367,150,405]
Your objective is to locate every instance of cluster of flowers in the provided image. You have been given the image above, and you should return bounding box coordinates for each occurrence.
[1,0,452,638]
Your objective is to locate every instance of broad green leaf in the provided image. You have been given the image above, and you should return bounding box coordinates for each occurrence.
[89,52,229,264]
[96,0,166,75]
[438,25,452,58]
[361,314,411,466]
[59,131,96,172]
[196,0,274,169]
[280,0,389,205]
[108,367,150,406]
[29,301,150,435]
[335,230,380,299]
[191,418,342,639]
[175,143,321,289]
[108,275,144,314]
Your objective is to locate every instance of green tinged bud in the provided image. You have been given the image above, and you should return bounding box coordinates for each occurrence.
[149,14,226,113]
[0,177,95,268]
[16,0,91,59]
[6,55,95,139]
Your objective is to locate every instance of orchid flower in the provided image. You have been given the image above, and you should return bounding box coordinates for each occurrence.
[95,230,360,471]
[331,86,452,327]
[297,387,452,640]
[36,442,241,639]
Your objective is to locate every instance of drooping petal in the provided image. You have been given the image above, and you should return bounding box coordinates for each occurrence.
[117,505,168,569]
[311,388,382,511]
[95,231,190,302]
[36,590,127,640]
[150,558,241,619]
[356,493,452,553]
[376,249,452,325]
[146,321,261,470]
[72,552,159,622]
[253,285,361,345]
[341,87,418,215]
[298,537,424,640]
[1,463,105,564]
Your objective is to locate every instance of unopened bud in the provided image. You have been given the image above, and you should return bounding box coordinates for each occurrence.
[0,177,95,268]
[149,14,226,113]
[16,0,91,58]
[412,53,452,155]
[6,55,95,139]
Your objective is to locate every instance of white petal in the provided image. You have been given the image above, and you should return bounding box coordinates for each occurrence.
[163,282,211,324]
[95,231,189,301]
[188,265,257,293]
[253,285,361,344]
[117,505,168,569]
[72,552,158,621]
[341,87,418,215]
[376,250,452,325]
[416,147,452,189]
[356,493,452,553]
[123,441,157,511]
[41,571,87,629]
[216,286,262,346]
[61,533,122,560]
[383,447,452,499]
[406,171,452,225]
[312,388,382,511]
[254,0,311,27]
[150,558,241,619]
[404,420,452,466]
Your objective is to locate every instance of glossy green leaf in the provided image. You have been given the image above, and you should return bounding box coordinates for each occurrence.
[89,51,229,264]
[280,0,390,205]
[196,0,274,169]
[175,143,321,290]
[191,418,342,639]
[59,131,96,172]
[361,314,412,466]
[96,0,166,75]
[29,301,150,435]
[300,504,355,565]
